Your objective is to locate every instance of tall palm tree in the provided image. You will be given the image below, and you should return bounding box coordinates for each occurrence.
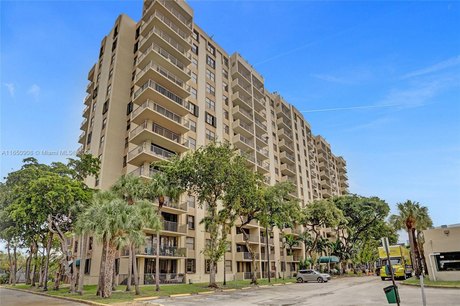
[76,191,131,298]
[389,200,432,277]
[146,171,183,292]
[111,175,147,293]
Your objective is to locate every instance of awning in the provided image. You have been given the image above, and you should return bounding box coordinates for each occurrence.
[319,256,340,263]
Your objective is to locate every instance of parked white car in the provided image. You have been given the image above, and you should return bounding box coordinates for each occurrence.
[296,269,331,283]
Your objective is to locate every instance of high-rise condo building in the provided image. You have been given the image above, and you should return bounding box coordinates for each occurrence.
[77,0,349,285]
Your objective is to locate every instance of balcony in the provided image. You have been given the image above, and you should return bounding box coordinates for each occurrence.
[279,138,294,153]
[322,189,332,198]
[280,163,296,176]
[235,233,259,244]
[139,245,186,257]
[84,93,91,105]
[160,199,187,214]
[256,160,270,173]
[129,164,158,179]
[278,128,293,141]
[280,151,295,164]
[232,105,253,123]
[131,100,188,134]
[237,149,256,166]
[235,252,260,261]
[233,134,254,153]
[139,26,189,63]
[80,117,88,131]
[277,116,292,131]
[233,119,254,138]
[160,220,187,235]
[255,135,268,146]
[141,10,190,48]
[156,0,193,31]
[277,104,291,121]
[232,78,252,97]
[321,179,331,189]
[78,131,86,145]
[133,79,189,116]
[137,42,189,81]
[255,145,269,159]
[281,175,296,184]
[82,105,90,118]
[128,142,176,166]
[232,91,253,110]
[254,118,267,134]
[253,97,265,112]
[260,236,274,245]
[135,61,188,98]
[132,121,188,153]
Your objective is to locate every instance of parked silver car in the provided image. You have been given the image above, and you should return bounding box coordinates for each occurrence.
[296,269,331,283]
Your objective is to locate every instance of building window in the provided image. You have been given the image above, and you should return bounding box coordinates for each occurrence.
[99,135,105,147]
[88,237,93,250]
[126,102,133,115]
[191,72,197,84]
[435,252,460,271]
[102,100,109,114]
[192,44,198,55]
[206,69,215,82]
[223,69,228,79]
[224,124,229,134]
[192,30,199,41]
[86,132,92,145]
[123,155,127,167]
[206,83,215,96]
[205,112,216,127]
[186,237,195,250]
[188,120,196,132]
[192,58,198,68]
[224,110,229,120]
[188,137,196,150]
[90,117,94,127]
[225,260,232,272]
[187,195,195,208]
[108,68,113,80]
[112,38,117,51]
[223,95,228,106]
[188,102,199,117]
[106,85,111,98]
[207,42,215,55]
[187,215,195,230]
[205,98,215,111]
[190,87,197,99]
[74,241,78,253]
[84,259,91,275]
[206,55,215,69]
[102,118,107,129]
[223,57,229,67]
[223,82,228,92]
[205,259,217,274]
[111,53,115,65]
[186,259,196,273]
[205,129,215,141]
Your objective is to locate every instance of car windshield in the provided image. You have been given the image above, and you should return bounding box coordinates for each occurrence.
[382,258,401,265]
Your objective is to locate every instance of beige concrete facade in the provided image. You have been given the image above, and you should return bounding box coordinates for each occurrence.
[423,224,460,281]
[77,0,348,285]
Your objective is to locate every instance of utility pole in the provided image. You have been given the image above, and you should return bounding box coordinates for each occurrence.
[382,238,400,306]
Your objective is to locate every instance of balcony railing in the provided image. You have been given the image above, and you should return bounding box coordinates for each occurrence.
[162,220,187,233]
[235,134,254,147]
[237,252,260,260]
[138,42,187,72]
[144,10,188,40]
[143,273,185,284]
[128,142,176,161]
[257,160,269,170]
[254,118,267,130]
[136,61,185,88]
[256,135,268,145]
[132,100,182,125]
[129,165,159,178]
[133,80,184,106]
[141,245,186,257]
[256,145,269,157]
[141,26,186,55]
[236,120,253,134]
[157,0,192,29]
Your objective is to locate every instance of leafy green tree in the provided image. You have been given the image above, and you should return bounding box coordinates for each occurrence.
[389,200,432,276]
[331,195,394,273]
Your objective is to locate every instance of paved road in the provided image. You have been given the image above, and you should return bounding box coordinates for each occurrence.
[150,277,460,306]
[0,287,87,306]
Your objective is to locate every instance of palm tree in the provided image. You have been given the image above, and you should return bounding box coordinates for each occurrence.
[111,175,147,293]
[299,231,314,264]
[76,191,131,298]
[146,171,183,292]
[389,200,432,277]
[283,234,300,276]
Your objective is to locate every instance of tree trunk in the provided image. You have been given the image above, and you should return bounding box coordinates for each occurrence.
[407,227,420,276]
[132,244,140,295]
[38,244,46,288]
[126,243,132,292]
[31,246,38,287]
[209,259,217,287]
[155,231,160,291]
[265,227,271,283]
[97,237,108,297]
[6,240,12,285]
[53,263,61,290]
[78,234,87,294]
[43,232,53,291]
[101,242,116,298]
[412,228,422,276]
[25,245,32,285]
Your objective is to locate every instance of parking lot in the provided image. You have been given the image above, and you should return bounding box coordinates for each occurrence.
[151,276,460,306]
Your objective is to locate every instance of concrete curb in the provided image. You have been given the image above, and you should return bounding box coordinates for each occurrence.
[1,286,108,306]
[198,291,214,295]
[169,293,192,297]
[133,296,159,301]
[400,282,460,289]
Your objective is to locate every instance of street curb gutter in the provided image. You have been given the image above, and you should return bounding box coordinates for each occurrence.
[1,286,107,306]
[400,282,460,289]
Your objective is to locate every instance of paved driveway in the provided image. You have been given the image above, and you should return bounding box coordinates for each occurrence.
[150,276,460,306]
[0,288,87,306]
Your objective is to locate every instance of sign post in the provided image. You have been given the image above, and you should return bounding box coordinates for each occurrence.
[381,238,400,306]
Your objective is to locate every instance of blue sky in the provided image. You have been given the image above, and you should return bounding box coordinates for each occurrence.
[1,1,459,229]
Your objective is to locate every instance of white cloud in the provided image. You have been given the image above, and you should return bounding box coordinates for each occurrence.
[400,55,460,80]
[27,84,41,101]
[3,83,15,97]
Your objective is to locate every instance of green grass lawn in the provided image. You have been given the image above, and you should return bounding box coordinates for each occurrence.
[403,278,460,288]
[7,277,296,305]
